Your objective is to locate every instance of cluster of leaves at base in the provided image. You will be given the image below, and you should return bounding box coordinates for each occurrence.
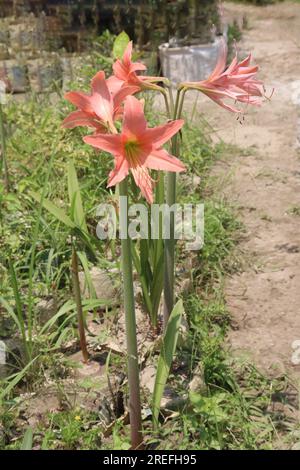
[2,410,101,450]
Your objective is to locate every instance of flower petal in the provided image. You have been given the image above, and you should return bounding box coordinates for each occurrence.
[238,54,252,68]
[122,95,147,137]
[142,119,184,148]
[131,166,154,204]
[123,41,147,72]
[210,38,227,79]
[91,71,108,95]
[122,41,133,66]
[106,75,123,95]
[225,54,238,75]
[113,60,129,81]
[113,85,140,123]
[206,95,242,113]
[113,41,147,84]
[113,85,140,111]
[182,42,265,113]
[130,62,147,73]
[90,71,113,124]
[145,148,186,172]
[64,91,94,113]
[83,133,123,156]
[107,157,129,187]
[62,110,100,129]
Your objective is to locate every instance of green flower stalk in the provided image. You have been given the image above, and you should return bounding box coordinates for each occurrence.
[119,178,143,449]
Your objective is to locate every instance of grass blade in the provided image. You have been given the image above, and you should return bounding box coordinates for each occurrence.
[67,159,88,233]
[131,241,153,315]
[150,251,164,323]
[26,145,57,350]
[152,299,184,428]
[0,356,39,402]
[7,258,30,361]
[21,427,33,450]
[76,251,96,299]
[0,296,21,334]
[29,190,75,229]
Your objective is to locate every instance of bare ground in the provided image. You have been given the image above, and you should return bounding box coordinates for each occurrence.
[197,1,300,378]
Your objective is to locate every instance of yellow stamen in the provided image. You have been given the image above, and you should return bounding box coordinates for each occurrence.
[124,139,140,167]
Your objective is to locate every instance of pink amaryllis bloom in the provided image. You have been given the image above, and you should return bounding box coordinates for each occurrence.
[62,71,138,133]
[110,41,164,93]
[181,40,265,113]
[83,95,185,203]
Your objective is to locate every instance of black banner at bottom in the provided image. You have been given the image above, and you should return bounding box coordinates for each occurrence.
[0,449,295,465]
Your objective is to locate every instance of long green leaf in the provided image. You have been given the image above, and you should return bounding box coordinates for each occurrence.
[40,298,113,335]
[152,299,184,428]
[30,189,99,262]
[30,192,98,260]
[21,427,33,450]
[0,296,21,334]
[150,251,164,321]
[76,251,96,299]
[40,299,75,334]
[0,356,39,401]
[45,247,55,287]
[140,239,153,286]
[67,159,88,232]
[53,326,73,349]
[29,190,75,229]
[150,171,165,324]
[131,242,153,315]
[8,259,29,360]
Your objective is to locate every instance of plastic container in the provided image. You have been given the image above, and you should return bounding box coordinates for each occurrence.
[158,36,225,86]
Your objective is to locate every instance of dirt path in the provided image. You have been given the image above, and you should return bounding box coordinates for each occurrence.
[199,1,300,378]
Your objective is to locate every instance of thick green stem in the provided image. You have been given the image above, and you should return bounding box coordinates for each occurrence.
[119,179,143,449]
[162,91,171,118]
[177,88,187,122]
[167,85,175,117]
[71,245,89,363]
[0,102,9,191]
[173,88,182,120]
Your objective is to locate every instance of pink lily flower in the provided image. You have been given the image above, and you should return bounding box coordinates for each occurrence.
[181,40,265,113]
[83,95,185,203]
[110,41,164,93]
[62,71,138,133]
